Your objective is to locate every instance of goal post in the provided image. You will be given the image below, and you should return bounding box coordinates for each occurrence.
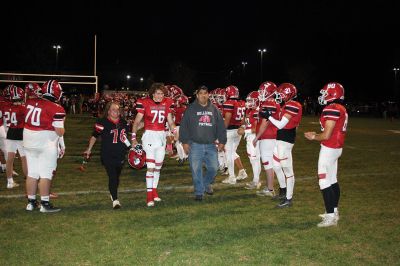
[0,72,98,94]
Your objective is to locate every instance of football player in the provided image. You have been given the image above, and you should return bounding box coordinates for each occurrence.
[84,101,131,209]
[221,85,247,184]
[131,83,177,207]
[253,81,279,197]
[5,86,27,188]
[239,91,262,190]
[24,80,66,213]
[267,83,302,207]
[174,94,189,165]
[304,82,347,227]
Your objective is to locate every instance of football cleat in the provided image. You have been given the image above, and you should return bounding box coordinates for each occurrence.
[317,214,337,227]
[7,182,19,189]
[236,169,248,180]
[276,198,292,208]
[40,202,61,213]
[112,200,121,209]
[147,201,155,207]
[222,176,236,185]
[256,187,275,197]
[244,181,262,190]
[26,200,38,211]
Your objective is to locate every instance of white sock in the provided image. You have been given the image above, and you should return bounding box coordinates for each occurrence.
[28,195,36,200]
[334,207,338,214]
[153,170,160,189]
[273,166,286,189]
[250,159,261,183]
[146,171,154,190]
[286,176,295,200]
[176,142,185,159]
[41,196,50,202]
[7,177,14,184]
[1,164,5,171]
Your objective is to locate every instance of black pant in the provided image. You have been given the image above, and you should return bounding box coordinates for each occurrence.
[103,162,124,201]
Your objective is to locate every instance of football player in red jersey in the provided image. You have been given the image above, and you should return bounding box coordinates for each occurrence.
[253,81,279,197]
[238,91,262,190]
[84,101,131,209]
[0,87,10,173]
[1,86,14,172]
[24,80,66,213]
[174,94,189,164]
[305,82,347,227]
[221,85,248,184]
[131,83,177,207]
[5,86,27,189]
[266,83,303,208]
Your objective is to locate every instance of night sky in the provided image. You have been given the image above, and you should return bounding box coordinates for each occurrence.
[1,1,400,101]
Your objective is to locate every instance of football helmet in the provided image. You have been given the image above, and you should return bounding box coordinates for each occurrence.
[215,88,226,105]
[318,82,345,105]
[3,84,14,98]
[128,144,146,169]
[258,81,277,102]
[245,91,259,109]
[10,86,24,101]
[225,85,239,99]
[177,94,189,105]
[25,83,42,98]
[41,80,63,101]
[275,83,297,104]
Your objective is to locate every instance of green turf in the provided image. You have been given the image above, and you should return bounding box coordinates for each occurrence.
[1,115,399,265]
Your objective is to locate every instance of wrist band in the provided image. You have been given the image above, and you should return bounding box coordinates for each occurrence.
[131,133,137,140]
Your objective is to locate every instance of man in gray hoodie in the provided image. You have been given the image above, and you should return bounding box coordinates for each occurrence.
[179,86,227,200]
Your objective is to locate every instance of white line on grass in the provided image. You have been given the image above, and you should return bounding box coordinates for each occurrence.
[0,172,390,199]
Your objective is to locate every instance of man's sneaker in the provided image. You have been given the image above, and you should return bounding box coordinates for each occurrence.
[236,169,248,180]
[319,212,340,221]
[205,185,214,195]
[245,181,262,190]
[194,194,203,201]
[147,201,155,207]
[277,198,292,208]
[7,182,19,189]
[317,214,337,227]
[112,200,121,209]
[256,187,275,197]
[40,202,61,213]
[271,188,286,201]
[220,167,229,176]
[222,176,236,184]
[26,200,38,211]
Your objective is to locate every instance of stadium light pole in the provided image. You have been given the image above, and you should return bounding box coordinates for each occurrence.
[126,75,131,90]
[140,77,144,90]
[393,67,400,99]
[258,48,267,82]
[52,45,61,73]
[241,61,248,74]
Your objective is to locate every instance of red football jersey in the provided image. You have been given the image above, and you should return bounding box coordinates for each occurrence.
[24,98,66,131]
[136,97,174,131]
[281,100,302,129]
[223,99,246,127]
[1,100,13,127]
[7,104,26,129]
[245,108,258,130]
[0,95,7,126]
[257,99,281,139]
[174,105,187,125]
[320,103,348,148]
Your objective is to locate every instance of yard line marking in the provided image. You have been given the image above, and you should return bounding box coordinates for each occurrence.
[0,172,391,199]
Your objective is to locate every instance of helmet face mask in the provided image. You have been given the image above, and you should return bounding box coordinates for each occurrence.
[318,82,344,105]
[275,83,297,104]
[128,144,146,169]
[245,91,259,109]
[258,81,277,102]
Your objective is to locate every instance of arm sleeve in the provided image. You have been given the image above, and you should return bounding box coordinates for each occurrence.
[91,119,104,138]
[178,108,190,144]
[268,116,289,130]
[216,107,227,144]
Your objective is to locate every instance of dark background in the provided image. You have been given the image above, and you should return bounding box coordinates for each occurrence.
[1,1,399,101]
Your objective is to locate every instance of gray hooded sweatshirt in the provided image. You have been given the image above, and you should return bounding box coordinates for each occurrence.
[179,99,227,145]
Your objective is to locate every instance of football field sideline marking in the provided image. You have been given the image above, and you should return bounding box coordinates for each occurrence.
[0,172,389,199]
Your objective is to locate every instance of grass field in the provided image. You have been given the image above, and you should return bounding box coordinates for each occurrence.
[1,115,400,265]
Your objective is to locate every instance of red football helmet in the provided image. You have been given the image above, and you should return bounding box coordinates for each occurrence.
[10,86,24,101]
[245,91,259,109]
[41,80,63,101]
[215,88,226,105]
[3,84,15,98]
[25,83,42,98]
[128,144,146,169]
[258,81,278,102]
[177,94,189,105]
[168,85,183,100]
[275,83,297,104]
[318,82,345,105]
[225,85,239,99]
